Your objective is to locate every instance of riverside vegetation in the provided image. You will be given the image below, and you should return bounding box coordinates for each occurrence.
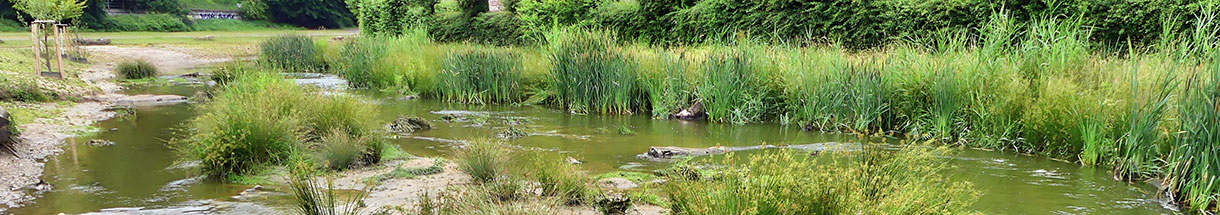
[253,11,1220,215]
[179,1,1220,215]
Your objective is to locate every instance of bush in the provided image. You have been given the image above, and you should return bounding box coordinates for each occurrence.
[438,49,525,104]
[515,0,599,39]
[0,19,25,32]
[663,146,978,214]
[260,35,324,72]
[427,12,529,45]
[116,60,159,79]
[106,14,191,32]
[239,0,269,21]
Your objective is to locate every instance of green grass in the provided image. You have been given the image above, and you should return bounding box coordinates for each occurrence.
[698,50,773,124]
[191,19,302,31]
[180,0,242,10]
[663,146,979,214]
[116,60,160,79]
[521,153,598,205]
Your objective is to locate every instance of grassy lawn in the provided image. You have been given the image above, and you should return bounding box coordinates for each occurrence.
[181,0,242,10]
[0,29,357,48]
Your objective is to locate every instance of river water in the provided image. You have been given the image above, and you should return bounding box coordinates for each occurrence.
[9,84,1179,214]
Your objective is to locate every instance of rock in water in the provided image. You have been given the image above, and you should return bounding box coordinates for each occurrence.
[389,116,432,133]
[671,100,706,121]
[0,106,12,155]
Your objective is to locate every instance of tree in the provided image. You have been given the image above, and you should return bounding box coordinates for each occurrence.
[8,0,85,21]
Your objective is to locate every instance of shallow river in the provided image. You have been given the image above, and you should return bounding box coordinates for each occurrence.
[10,85,1178,214]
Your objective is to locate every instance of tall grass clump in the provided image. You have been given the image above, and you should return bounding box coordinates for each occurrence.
[550,30,643,114]
[640,51,694,119]
[698,50,774,124]
[521,153,598,205]
[663,146,978,214]
[335,37,396,89]
[179,72,387,178]
[262,35,325,72]
[116,60,159,79]
[455,139,512,184]
[439,49,526,104]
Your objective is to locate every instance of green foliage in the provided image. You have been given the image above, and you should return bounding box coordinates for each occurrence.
[427,12,529,46]
[8,0,84,20]
[515,0,598,39]
[438,49,525,104]
[265,0,355,28]
[640,51,692,119]
[0,19,25,32]
[663,146,978,214]
[318,128,369,170]
[549,30,642,114]
[238,0,269,21]
[260,35,324,72]
[116,59,159,79]
[455,139,511,184]
[105,14,190,32]
[1167,56,1220,214]
[347,0,436,36]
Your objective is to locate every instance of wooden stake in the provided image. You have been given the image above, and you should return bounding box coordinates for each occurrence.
[30,23,41,75]
[54,24,65,79]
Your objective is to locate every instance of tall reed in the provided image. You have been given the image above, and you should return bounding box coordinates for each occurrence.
[698,50,773,124]
[439,49,525,104]
[549,30,643,114]
[1167,57,1220,213]
[261,35,325,72]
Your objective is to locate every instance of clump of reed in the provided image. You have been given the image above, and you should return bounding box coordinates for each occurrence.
[261,35,325,72]
[549,30,643,114]
[116,59,159,79]
[639,51,694,119]
[286,160,371,215]
[177,72,387,178]
[663,146,978,214]
[1166,56,1220,213]
[698,50,774,124]
[521,153,598,205]
[788,61,892,134]
[438,49,525,104]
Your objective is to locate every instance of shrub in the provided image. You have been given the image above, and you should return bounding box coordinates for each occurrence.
[438,49,524,104]
[261,35,324,72]
[663,146,978,214]
[318,128,366,170]
[515,0,599,39]
[106,14,190,32]
[116,60,159,79]
[239,0,269,21]
[455,139,511,184]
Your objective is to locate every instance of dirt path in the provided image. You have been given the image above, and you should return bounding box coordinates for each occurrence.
[0,45,233,212]
[82,45,240,75]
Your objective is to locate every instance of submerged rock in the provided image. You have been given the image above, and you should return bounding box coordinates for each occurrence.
[566,157,583,164]
[86,139,115,147]
[597,178,638,190]
[595,193,632,215]
[388,116,432,134]
[671,100,706,121]
[114,94,189,106]
[639,143,859,161]
[497,127,527,139]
